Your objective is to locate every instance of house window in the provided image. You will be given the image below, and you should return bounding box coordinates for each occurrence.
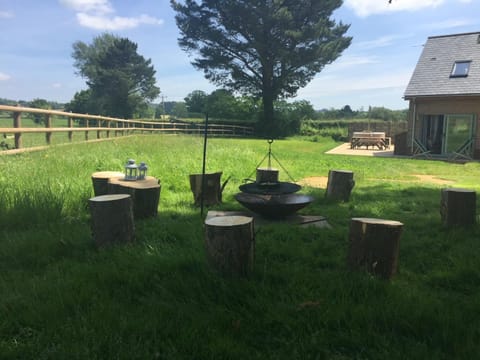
[450,61,471,77]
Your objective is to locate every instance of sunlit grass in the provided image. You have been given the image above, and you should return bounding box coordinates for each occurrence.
[0,134,479,359]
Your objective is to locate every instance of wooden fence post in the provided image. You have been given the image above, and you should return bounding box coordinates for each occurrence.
[13,109,22,149]
[97,119,101,139]
[68,114,73,142]
[45,114,52,145]
[84,118,89,141]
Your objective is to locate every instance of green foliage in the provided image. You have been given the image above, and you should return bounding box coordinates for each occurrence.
[300,120,349,141]
[1,136,480,358]
[70,33,160,119]
[172,102,189,118]
[184,90,208,113]
[368,106,408,121]
[171,0,351,136]
[28,98,51,124]
[317,106,408,122]
[64,89,94,115]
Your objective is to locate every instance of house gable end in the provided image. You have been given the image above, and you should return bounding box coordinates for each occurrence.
[404,32,480,98]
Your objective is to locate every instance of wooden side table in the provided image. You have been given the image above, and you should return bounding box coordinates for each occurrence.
[107,175,161,219]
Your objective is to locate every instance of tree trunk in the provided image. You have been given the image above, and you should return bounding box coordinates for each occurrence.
[204,215,255,277]
[261,82,276,137]
[107,176,161,219]
[189,172,225,206]
[325,170,355,201]
[347,217,403,280]
[440,188,476,227]
[91,171,125,196]
[89,194,135,247]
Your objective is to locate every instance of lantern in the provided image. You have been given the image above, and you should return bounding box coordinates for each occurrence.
[138,162,148,180]
[124,159,138,181]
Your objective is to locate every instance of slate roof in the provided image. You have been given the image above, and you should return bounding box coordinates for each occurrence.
[404,32,480,98]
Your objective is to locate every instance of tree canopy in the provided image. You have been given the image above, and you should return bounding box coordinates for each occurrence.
[70,33,160,119]
[171,0,351,136]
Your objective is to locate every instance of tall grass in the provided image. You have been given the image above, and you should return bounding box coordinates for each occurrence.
[0,135,479,359]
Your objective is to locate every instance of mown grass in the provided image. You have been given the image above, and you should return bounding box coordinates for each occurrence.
[0,135,479,359]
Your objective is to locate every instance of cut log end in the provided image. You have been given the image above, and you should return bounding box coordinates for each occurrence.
[347,217,404,280]
[89,194,135,247]
[256,167,279,184]
[326,169,355,202]
[107,176,161,219]
[204,215,255,277]
[189,172,223,206]
[91,171,124,196]
[440,188,476,227]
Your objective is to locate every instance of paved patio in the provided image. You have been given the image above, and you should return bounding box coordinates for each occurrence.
[325,142,397,157]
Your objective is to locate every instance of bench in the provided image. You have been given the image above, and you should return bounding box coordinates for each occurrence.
[351,132,388,150]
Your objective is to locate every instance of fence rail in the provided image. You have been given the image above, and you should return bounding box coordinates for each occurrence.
[0,105,254,151]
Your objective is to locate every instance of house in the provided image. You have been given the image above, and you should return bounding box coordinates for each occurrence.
[404,31,480,159]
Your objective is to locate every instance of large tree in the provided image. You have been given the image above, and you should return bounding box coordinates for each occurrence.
[171,0,351,136]
[184,90,208,113]
[71,33,160,119]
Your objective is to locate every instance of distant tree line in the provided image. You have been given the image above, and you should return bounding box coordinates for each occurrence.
[316,105,407,122]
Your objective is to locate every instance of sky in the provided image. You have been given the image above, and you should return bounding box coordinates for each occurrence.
[0,0,479,111]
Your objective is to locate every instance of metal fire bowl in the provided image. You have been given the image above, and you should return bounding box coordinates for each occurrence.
[239,181,301,195]
[234,192,314,219]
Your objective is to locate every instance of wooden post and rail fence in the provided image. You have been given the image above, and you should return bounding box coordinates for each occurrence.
[0,105,254,152]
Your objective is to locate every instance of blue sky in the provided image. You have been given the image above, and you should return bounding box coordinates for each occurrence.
[0,0,479,110]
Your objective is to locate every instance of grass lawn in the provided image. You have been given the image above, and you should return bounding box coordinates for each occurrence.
[0,135,479,359]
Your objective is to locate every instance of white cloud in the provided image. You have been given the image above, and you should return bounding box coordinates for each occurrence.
[345,0,444,17]
[325,55,379,71]
[77,13,163,30]
[354,34,413,49]
[0,72,11,81]
[59,0,113,14]
[52,83,62,88]
[423,18,474,30]
[60,0,163,30]
[0,10,14,18]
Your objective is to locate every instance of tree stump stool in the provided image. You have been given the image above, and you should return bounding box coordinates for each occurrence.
[440,188,476,227]
[325,170,355,201]
[189,172,227,206]
[91,171,125,196]
[107,176,161,219]
[89,194,135,247]
[347,217,404,280]
[256,167,279,184]
[204,215,255,277]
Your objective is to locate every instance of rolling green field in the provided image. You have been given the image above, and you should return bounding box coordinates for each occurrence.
[1,135,479,359]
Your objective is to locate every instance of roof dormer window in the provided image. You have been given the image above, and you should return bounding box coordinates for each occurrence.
[450,60,471,77]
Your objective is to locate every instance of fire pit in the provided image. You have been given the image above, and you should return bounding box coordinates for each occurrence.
[239,181,301,195]
[235,192,314,219]
[235,140,314,219]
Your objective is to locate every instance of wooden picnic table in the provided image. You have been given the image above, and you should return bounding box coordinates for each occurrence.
[350,132,390,150]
